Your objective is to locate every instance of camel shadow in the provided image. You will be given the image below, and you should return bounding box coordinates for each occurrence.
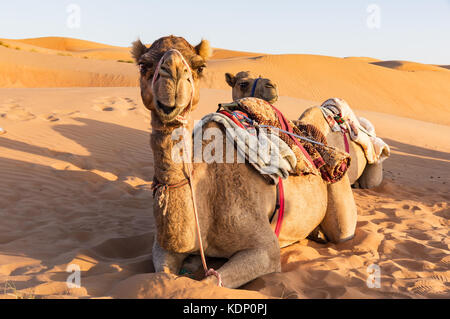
[0,118,153,181]
[353,137,450,204]
[1,119,448,297]
[0,118,159,297]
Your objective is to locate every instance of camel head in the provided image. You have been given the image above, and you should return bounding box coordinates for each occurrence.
[225,71,278,104]
[132,35,212,125]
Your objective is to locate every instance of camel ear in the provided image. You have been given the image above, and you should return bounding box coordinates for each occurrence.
[131,39,148,63]
[225,73,236,87]
[195,39,212,60]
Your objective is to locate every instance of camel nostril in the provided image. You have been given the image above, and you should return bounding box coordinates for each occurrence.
[265,83,276,89]
[157,100,176,115]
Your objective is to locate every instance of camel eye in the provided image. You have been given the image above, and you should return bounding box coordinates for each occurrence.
[139,62,152,74]
[239,82,249,89]
[197,66,205,75]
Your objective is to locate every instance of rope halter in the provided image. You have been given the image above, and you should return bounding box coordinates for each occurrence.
[250,77,262,98]
[151,49,195,125]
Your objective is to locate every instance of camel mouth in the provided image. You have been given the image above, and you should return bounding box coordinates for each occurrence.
[264,91,279,104]
[157,100,176,115]
[266,96,278,104]
[154,99,188,123]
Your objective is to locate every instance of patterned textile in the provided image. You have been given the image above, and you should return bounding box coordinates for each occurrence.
[227,110,257,135]
[193,111,297,184]
[219,97,351,183]
[320,98,390,164]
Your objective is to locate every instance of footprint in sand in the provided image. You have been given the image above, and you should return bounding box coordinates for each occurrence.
[408,279,448,296]
[40,113,60,122]
[92,97,139,115]
[39,110,81,122]
[0,99,36,121]
[440,255,450,265]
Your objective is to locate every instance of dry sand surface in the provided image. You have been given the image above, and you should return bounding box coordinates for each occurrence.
[0,38,449,299]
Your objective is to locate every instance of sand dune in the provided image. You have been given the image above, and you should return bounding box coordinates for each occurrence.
[1,37,133,62]
[0,46,137,87]
[17,37,121,52]
[0,87,448,299]
[211,48,262,60]
[1,37,449,126]
[370,60,447,72]
[1,37,259,62]
[344,56,381,63]
[203,54,450,126]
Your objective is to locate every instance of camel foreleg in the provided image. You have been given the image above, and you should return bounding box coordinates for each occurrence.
[321,175,357,243]
[202,242,281,289]
[152,235,189,274]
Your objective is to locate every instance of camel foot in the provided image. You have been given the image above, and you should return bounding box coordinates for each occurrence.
[334,234,355,243]
[152,236,188,274]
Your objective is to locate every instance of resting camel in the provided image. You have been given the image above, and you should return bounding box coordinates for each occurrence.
[132,36,357,288]
[225,72,383,189]
[225,71,278,104]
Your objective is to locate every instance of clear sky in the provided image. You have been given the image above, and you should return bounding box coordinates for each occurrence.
[1,0,449,64]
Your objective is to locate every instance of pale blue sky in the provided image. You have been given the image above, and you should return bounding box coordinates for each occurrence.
[1,0,449,64]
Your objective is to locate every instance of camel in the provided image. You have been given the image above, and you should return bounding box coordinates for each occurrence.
[299,107,383,189]
[132,35,357,289]
[225,72,383,189]
[225,71,278,104]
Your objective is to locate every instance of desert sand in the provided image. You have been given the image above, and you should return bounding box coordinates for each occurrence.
[0,38,448,299]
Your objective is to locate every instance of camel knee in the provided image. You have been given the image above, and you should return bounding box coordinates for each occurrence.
[268,246,282,273]
[214,244,281,288]
[322,176,357,244]
[251,245,282,278]
[254,244,281,274]
[357,162,383,189]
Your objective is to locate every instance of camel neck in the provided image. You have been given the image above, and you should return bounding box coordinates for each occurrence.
[150,116,192,185]
[150,115,198,253]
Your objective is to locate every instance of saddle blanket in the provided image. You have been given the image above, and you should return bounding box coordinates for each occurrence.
[320,98,390,164]
[194,97,350,184]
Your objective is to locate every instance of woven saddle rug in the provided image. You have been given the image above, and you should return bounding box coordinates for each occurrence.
[218,97,351,184]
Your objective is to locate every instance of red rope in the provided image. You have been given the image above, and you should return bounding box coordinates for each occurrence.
[274,177,285,237]
[218,110,246,129]
[342,130,350,153]
[151,177,189,197]
[269,104,317,169]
